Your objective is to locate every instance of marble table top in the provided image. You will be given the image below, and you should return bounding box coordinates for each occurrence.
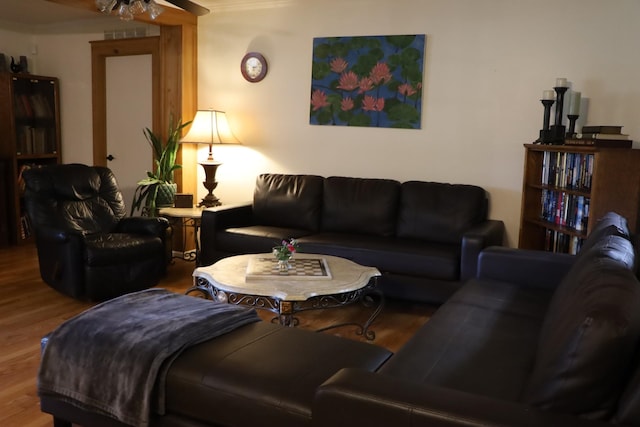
[193,253,380,301]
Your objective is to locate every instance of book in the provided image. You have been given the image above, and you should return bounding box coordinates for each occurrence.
[575,133,629,140]
[580,125,623,134]
[565,138,632,148]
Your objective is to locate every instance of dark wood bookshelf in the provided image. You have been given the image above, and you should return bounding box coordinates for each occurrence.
[519,143,640,254]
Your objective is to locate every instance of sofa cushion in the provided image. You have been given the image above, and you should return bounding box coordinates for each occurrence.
[164,321,391,426]
[253,174,324,231]
[614,357,640,425]
[298,232,460,280]
[547,226,636,315]
[523,256,640,419]
[396,181,487,244]
[380,278,553,401]
[84,233,163,266]
[322,176,400,237]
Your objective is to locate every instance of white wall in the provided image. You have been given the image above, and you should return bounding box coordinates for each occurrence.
[31,31,102,164]
[3,0,640,246]
[0,29,33,69]
[196,0,640,246]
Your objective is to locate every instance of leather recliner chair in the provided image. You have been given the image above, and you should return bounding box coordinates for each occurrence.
[22,163,172,301]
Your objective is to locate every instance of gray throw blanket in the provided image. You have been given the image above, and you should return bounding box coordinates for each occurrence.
[37,288,260,427]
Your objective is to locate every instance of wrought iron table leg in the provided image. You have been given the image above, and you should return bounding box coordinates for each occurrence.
[186,277,215,299]
[357,288,385,340]
[315,287,384,341]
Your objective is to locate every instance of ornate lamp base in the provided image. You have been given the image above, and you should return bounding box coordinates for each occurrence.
[198,161,222,207]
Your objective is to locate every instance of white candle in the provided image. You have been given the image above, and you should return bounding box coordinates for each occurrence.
[543,90,555,100]
[569,91,581,115]
[555,78,567,88]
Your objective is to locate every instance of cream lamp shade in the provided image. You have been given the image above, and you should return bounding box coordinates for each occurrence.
[180,110,240,207]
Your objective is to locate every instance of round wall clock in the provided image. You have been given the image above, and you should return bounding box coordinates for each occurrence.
[241,52,268,83]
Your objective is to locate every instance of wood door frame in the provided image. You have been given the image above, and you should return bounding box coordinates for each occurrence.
[91,36,161,169]
[90,25,198,193]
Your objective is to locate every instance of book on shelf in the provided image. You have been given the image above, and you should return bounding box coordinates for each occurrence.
[20,94,34,118]
[544,229,584,255]
[30,94,53,118]
[580,125,623,134]
[565,138,632,148]
[540,190,590,231]
[574,133,629,140]
[541,151,593,190]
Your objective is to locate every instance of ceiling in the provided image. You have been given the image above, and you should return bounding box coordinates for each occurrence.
[0,0,106,25]
[0,0,284,26]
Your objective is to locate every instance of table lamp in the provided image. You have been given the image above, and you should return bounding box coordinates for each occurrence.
[180,109,241,207]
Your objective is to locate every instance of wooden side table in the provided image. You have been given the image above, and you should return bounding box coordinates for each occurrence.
[158,207,204,264]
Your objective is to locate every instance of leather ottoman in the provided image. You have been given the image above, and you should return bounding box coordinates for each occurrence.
[163,321,392,426]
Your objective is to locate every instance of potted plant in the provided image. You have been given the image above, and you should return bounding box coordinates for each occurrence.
[130,118,191,216]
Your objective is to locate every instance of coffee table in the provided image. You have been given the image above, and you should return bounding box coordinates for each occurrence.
[190,253,383,340]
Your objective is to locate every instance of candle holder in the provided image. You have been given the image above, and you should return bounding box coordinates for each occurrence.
[537,99,555,144]
[566,114,579,137]
[549,86,568,144]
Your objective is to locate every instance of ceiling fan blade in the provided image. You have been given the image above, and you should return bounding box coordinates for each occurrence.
[165,0,210,16]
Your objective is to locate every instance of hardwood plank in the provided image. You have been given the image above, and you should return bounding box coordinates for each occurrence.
[0,243,434,426]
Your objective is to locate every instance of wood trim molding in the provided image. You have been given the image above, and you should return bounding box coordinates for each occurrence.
[45,0,197,26]
[174,23,198,197]
[90,37,162,167]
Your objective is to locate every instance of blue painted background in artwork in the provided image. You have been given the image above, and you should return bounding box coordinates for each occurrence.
[309,34,425,129]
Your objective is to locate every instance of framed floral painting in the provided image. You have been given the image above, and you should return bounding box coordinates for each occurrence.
[310,34,426,129]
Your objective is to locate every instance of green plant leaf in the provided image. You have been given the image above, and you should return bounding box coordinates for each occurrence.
[132,116,191,215]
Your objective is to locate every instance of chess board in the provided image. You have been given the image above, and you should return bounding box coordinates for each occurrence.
[246,257,332,281]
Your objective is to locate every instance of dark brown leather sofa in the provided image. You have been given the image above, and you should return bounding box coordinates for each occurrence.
[314,211,640,426]
[200,173,505,304]
[40,212,640,427]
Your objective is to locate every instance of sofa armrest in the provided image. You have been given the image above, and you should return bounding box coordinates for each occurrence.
[117,216,172,264]
[477,246,575,289]
[201,203,254,231]
[460,219,505,281]
[313,368,609,427]
[200,203,254,264]
[116,216,169,237]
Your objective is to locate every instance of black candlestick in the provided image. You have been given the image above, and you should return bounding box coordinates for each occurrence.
[550,86,568,144]
[567,114,579,137]
[553,86,568,125]
[537,99,555,144]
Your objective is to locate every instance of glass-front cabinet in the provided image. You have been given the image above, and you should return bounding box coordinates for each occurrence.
[0,73,61,244]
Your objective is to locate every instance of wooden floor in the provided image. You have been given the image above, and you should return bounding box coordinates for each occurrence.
[0,243,435,427]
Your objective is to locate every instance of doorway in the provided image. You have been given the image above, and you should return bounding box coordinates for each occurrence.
[91,37,161,214]
[105,54,153,208]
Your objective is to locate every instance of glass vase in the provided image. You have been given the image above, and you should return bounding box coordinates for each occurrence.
[277,259,291,272]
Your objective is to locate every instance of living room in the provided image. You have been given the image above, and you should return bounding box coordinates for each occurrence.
[3,1,640,426]
[2,0,639,246]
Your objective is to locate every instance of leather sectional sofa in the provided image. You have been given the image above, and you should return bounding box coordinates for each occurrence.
[200,173,505,303]
[40,211,640,426]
